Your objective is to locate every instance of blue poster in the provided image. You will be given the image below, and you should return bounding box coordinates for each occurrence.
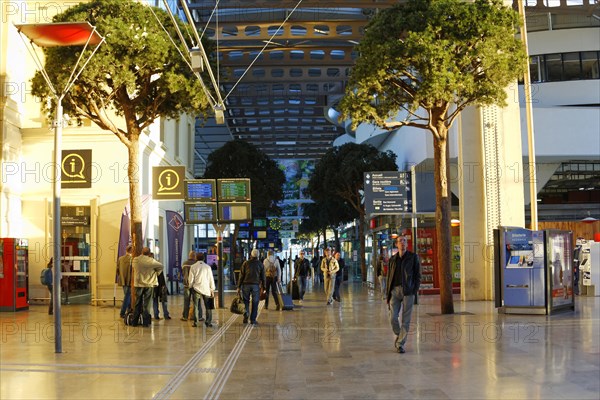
[166,211,185,281]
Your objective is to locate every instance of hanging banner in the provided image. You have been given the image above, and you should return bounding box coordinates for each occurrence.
[166,210,185,281]
[119,194,151,254]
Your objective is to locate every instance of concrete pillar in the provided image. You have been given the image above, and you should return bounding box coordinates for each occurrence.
[459,87,526,300]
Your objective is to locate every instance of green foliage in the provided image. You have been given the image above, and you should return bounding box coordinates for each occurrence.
[202,139,285,217]
[339,0,527,131]
[300,198,353,235]
[30,0,212,135]
[307,143,398,217]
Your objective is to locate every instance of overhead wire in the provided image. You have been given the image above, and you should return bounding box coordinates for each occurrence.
[179,0,225,108]
[148,1,218,108]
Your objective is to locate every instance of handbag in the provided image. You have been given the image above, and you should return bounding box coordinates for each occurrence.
[259,287,267,301]
[204,296,215,310]
[230,293,246,315]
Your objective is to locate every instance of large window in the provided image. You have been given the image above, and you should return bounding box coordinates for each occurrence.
[530,51,600,82]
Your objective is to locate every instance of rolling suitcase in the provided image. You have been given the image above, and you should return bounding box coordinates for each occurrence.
[287,280,300,300]
[276,281,294,311]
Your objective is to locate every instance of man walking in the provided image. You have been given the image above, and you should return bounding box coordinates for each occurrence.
[237,249,266,325]
[181,251,196,321]
[386,236,421,353]
[294,250,311,303]
[188,253,215,327]
[320,247,339,305]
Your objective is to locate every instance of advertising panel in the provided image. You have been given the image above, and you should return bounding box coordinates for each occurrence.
[546,230,574,311]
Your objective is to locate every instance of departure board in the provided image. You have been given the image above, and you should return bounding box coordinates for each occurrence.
[184,203,217,224]
[218,202,251,222]
[185,179,216,202]
[217,179,251,201]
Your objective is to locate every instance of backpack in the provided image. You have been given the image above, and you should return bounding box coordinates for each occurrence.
[40,268,52,285]
[265,260,277,278]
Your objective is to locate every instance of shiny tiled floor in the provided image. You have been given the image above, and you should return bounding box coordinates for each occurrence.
[1,280,599,400]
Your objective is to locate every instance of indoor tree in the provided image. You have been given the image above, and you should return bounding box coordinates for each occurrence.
[31,0,213,256]
[338,0,527,313]
[307,143,397,281]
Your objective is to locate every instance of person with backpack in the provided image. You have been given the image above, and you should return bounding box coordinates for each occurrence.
[41,259,54,315]
[263,250,281,310]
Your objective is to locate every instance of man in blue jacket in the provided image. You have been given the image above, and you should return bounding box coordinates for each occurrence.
[386,236,421,353]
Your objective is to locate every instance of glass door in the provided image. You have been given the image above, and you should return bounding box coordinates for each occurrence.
[61,206,91,305]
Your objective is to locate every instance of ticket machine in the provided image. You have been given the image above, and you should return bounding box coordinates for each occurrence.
[0,238,29,311]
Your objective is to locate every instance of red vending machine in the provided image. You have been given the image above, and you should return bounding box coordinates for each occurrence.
[0,238,29,311]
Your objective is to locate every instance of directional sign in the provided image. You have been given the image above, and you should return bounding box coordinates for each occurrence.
[364,171,412,215]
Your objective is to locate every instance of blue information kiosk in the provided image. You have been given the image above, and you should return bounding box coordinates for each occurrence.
[494,227,575,315]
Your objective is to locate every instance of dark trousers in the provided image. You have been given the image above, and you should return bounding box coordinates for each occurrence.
[48,286,53,314]
[333,273,343,300]
[242,284,260,323]
[264,277,280,309]
[297,276,307,300]
[120,286,131,317]
[182,287,191,318]
[133,287,152,322]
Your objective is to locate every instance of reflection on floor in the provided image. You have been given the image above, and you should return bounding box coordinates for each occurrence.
[1,281,598,400]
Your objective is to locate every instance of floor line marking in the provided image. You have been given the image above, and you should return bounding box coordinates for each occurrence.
[152,312,240,400]
[203,303,264,400]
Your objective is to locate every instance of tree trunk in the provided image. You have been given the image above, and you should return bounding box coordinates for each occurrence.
[358,214,366,281]
[128,134,143,258]
[333,228,340,252]
[433,133,454,314]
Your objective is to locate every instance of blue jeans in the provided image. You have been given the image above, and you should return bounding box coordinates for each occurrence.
[120,286,131,317]
[153,296,170,318]
[389,286,415,348]
[191,290,210,324]
[242,284,260,323]
[297,276,307,300]
[182,287,191,319]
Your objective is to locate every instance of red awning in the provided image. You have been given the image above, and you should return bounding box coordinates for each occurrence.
[15,22,103,48]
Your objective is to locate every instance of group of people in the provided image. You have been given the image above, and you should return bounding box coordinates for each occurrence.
[110,236,421,354]
[115,247,216,327]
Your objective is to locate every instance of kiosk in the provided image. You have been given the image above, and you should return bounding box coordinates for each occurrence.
[494,227,574,315]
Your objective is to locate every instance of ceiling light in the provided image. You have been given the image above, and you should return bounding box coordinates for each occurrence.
[276,141,296,145]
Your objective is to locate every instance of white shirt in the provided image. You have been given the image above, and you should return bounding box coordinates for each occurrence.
[188,260,215,297]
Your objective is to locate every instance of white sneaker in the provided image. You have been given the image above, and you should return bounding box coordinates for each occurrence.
[299,299,303,304]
